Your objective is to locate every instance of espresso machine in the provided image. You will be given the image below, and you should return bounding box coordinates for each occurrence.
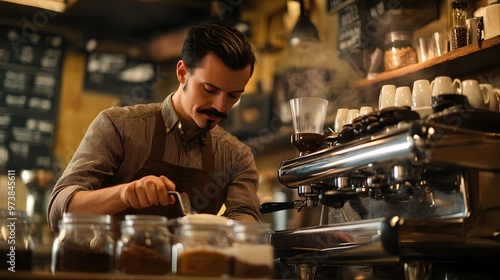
[261,95,500,280]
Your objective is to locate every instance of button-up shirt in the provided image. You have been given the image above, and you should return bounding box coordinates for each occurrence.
[48,93,261,231]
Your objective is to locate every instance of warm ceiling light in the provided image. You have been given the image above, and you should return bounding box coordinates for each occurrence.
[2,0,67,13]
[289,0,320,46]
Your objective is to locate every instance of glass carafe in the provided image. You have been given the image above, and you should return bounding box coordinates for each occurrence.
[289,96,328,156]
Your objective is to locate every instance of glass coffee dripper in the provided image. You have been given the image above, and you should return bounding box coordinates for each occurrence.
[289,97,328,156]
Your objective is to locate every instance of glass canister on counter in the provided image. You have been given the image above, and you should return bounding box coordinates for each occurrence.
[171,214,233,278]
[115,214,171,275]
[231,221,274,278]
[451,1,468,50]
[384,31,418,71]
[0,210,34,271]
[51,213,114,274]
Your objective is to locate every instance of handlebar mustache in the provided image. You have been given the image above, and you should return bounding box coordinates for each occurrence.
[199,109,228,119]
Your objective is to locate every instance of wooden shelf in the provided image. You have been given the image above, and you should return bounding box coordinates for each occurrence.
[354,35,500,89]
[249,36,500,174]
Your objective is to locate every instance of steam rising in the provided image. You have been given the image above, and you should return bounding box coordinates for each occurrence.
[275,41,337,101]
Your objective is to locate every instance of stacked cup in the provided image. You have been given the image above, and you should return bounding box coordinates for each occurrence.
[378,75,499,116]
[334,106,373,133]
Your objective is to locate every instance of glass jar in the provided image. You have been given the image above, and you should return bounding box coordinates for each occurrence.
[0,210,34,271]
[451,1,468,50]
[231,222,274,278]
[171,215,233,278]
[384,31,418,71]
[51,213,114,274]
[115,215,171,275]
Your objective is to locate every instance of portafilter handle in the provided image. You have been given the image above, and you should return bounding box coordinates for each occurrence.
[259,201,304,213]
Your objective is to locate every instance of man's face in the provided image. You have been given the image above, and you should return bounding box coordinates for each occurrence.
[176,52,251,131]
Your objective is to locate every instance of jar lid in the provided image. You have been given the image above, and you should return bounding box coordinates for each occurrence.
[452,1,468,9]
[61,212,111,225]
[385,31,412,43]
[170,214,233,231]
[122,214,168,227]
[233,221,272,235]
[179,214,231,225]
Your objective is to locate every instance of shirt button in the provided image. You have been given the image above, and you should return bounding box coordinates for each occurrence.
[166,128,170,133]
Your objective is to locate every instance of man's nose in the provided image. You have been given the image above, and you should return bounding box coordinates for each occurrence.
[212,93,227,113]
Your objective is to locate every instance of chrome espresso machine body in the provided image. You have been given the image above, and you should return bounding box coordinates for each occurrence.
[264,101,500,280]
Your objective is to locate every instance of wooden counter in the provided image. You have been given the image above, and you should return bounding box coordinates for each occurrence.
[0,270,279,280]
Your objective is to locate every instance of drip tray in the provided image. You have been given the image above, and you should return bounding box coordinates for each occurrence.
[271,217,500,266]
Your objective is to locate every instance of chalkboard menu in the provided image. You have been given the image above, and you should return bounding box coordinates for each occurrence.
[83,52,157,106]
[335,1,375,77]
[0,26,64,172]
[327,0,356,14]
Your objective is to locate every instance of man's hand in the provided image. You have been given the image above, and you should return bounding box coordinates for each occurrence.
[120,175,176,209]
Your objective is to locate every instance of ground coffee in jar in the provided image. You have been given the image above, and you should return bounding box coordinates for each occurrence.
[51,213,114,274]
[116,215,171,275]
[171,214,233,278]
[384,31,418,71]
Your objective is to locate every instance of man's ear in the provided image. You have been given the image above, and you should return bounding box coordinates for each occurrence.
[176,60,188,84]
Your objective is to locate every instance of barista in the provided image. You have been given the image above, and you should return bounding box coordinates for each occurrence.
[47,22,261,232]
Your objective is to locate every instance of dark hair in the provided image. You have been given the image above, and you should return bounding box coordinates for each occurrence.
[182,22,256,76]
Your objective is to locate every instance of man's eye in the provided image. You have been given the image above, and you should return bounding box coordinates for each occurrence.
[205,87,217,93]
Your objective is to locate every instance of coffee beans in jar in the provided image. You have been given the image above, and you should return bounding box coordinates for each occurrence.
[451,1,468,50]
[51,213,114,274]
[384,31,418,71]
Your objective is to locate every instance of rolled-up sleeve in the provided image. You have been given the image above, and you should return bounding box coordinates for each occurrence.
[223,139,261,222]
[47,110,124,231]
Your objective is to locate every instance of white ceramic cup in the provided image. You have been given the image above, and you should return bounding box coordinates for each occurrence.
[359,106,373,116]
[379,84,396,109]
[460,79,489,109]
[412,79,432,109]
[334,108,349,132]
[347,109,359,124]
[394,86,412,107]
[430,76,462,97]
[496,88,500,111]
[480,83,500,112]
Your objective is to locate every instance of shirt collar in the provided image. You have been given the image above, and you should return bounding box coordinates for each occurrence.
[161,92,179,133]
[161,92,208,143]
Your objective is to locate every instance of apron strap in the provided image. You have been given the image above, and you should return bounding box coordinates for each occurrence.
[149,110,167,161]
[201,131,214,173]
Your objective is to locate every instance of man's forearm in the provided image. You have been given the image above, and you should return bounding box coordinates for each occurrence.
[67,184,129,215]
